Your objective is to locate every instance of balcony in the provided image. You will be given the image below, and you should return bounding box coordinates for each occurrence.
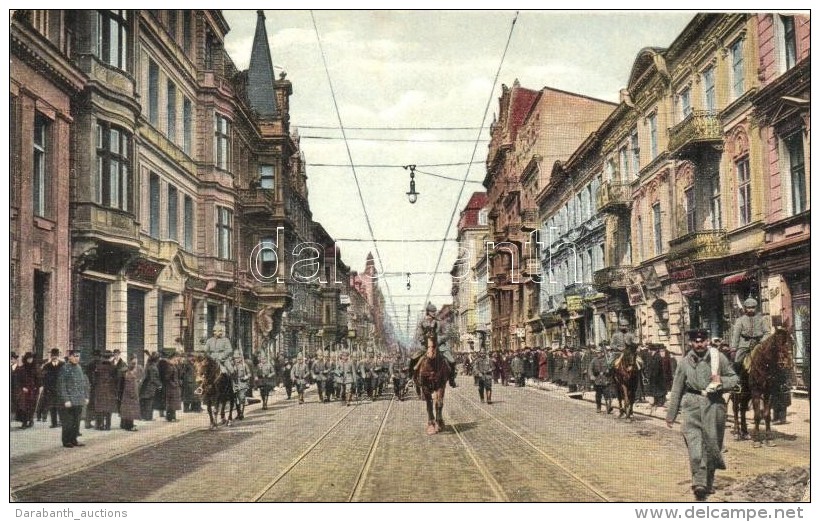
[668,229,729,262]
[141,236,178,264]
[71,203,140,247]
[520,209,539,232]
[668,110,723,156]
[596,181,633,214]
[237,188,276,216]
[593,265,633,291]
[522,258,541,277]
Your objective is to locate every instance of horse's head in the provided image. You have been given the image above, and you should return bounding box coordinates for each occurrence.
[771,328,795,371]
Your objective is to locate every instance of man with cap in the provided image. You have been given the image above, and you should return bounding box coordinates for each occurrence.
[291,353,310,404]
[411,303,458,388]
[57,350,90,448]
[41,348,65,428]
[510,351,524,387]
[588,345,614,413]
[204,324,236,378]
[473,349,494,404]
[666,328,738,501]
[611,317,638,356]
[336,350,357,406]
[389,353,409,401]
[730,297,769,374]
[311,352,330,403]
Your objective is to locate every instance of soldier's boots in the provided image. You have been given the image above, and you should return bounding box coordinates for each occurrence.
[479,393,485,403]
[449,362,458,387]
[486,391,492,405]
[318,390,324,403]
[298,392,304,404]
[346,392,352,406]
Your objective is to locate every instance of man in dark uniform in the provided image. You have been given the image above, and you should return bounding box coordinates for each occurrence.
[666,328,738,501]
[409,303,458,388]
[58,350,90,448]
[588,346,613,413]
[389,353,408,401]
[311,352,330,403]
[473,349,494,404]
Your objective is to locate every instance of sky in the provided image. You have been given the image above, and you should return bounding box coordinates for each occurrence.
[221,10,696,341]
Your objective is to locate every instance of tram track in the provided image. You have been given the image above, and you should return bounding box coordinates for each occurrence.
[451,386,612,502]
[249,395,395,502]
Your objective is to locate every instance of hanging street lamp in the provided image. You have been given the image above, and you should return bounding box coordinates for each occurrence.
[404,164,419,204]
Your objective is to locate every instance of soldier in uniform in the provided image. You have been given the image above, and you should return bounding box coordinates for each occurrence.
[291,353,310,404]
[730,297,769,374]
[204,324,236,378]
[666,329,738,501]
[410,303,458,388]
[376,354,390,398]
[473,349,494,404]
[360,352,376,400]
[336,351,357,406]
[389,353,408,401]
[510,352,524,387]
[253,350,276,410]
[311,352,330,403]
[588,346,613,413]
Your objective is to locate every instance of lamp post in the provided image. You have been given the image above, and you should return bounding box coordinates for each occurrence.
[404,164,419,204]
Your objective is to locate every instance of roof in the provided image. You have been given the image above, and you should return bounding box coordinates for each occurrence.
[247,11,279,117]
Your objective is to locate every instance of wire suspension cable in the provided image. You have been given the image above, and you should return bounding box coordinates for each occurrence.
[311,11,401,342]
[423,11,519,313]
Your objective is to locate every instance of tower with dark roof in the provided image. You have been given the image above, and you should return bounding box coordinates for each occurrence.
[247,10,278,117]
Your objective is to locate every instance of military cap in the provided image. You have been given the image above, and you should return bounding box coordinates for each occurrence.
[743,297,758,308]
[688,329,710,342]
[67,349,81,357]
[426,302,437,313]
[50,348,61,356]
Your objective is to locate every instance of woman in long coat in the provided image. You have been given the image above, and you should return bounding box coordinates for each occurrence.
[119,357,143,431]
[91,353,119,430]
[14,352,41,428]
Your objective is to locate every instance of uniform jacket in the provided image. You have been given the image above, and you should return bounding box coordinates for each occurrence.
[58,362,90,405]
[730,314,769,353]
[291,362,310,383]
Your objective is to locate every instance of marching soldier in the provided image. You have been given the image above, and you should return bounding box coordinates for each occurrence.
[360,352,376,400]
[473,349,494,404]
[666,328,738,501]
[336,351,357,406]
[588,346,613,414]
[730,297,769,374]
[389,353,408,401]
[311,352,330,403]
[291,354,310,404]
[510,352,524,387]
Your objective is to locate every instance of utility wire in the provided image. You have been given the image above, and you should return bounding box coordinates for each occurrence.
[311,11,401,342]
[307,161,483,168]
[301,135,489,143]
[334,238,456,243]
[423,11,519,314]
[298,124,491,131]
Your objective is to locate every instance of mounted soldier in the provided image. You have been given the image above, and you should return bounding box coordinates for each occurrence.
[730,297,770,374]
[409,303,458,388]
[204,324,236,378]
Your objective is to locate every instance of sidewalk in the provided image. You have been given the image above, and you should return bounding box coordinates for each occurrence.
[524,378,811,438]
[9,386,292,492]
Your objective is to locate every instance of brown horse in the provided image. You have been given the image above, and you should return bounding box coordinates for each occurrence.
[612,346,641,420]
[413,335,450,435]
[193,355,240,430]
[731,328,795,447]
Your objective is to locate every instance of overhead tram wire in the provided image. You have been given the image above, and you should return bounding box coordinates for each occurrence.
[310,11,401,341]
[423,10,519,313]
[307,161,483,168]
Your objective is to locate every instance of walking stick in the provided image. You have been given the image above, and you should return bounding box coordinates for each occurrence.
[34,386,45,419]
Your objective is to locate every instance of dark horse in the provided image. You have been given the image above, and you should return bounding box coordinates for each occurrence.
[730,328,794,448]
[193,355,242,430]
[412,335,451,435]
[612,346,641,420]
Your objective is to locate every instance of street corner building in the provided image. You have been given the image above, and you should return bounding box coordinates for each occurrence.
[10,10,398,366]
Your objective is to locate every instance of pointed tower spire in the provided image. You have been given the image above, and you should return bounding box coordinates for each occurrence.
[247,10,278,117]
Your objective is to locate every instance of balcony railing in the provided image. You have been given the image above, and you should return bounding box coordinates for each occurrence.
[593,265,633,290]
[596,181,633,214]
[522,258,541,276]
[520,209,539,232]
[668,110,723,155]
[237,188,276,215]
[668,229,729,261]
[72,203,140,245]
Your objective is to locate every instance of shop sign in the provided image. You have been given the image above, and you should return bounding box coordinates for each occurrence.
[666,256,696,281]
[339,294,351,305]
[627,284,645,306]
[566,295,584,312]
[677,280,700,296]
[640,266,662,290]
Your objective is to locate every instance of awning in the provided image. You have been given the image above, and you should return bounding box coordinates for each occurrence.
[722,272,750,286]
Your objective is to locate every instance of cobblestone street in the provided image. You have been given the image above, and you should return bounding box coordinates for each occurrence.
[10,376,810,502]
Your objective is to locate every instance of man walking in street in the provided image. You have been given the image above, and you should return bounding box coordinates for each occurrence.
[311,352,330,403]
[473,349,494,404]
[291,353,310,404]
[666,329,738,501]
[57,350,90,448]
[588,346,613,414]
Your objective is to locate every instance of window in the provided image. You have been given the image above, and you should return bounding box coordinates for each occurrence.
[33,114,49,217]
[784,131,806,215]
[630,129,640,177]
[260,165,275,190]
[648,113,658,159]
[183,97,192,155]
[710,175,722,229]
[214,113,230,170]
[780,15,797,71]
[183,195,194,250]
[96,121,131,211]
[703,66,716,113]
[731,39,745,99]
[478,209,488,226]
[684,186,697,233]
[204,30,215,69]
[653,203,663,256]
[167,10,177,41]
[182,12,192,55]
[636,217,644,262]
[679,86,692,120]
[148,59,159,126]
[736,157,752,226]
[260,236,276,276]
[605,158,616,182]
[166,81,177,143]
[148,174,160,237]
[97,10,128,71]
[619,146,629,181]
[167,185,178,241]
[216,206,232,259]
